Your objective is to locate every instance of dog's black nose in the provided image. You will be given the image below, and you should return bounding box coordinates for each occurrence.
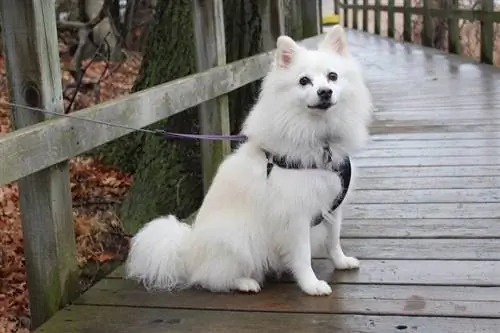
[317,88,333,100]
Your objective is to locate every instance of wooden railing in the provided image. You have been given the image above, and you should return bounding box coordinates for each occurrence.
[334,0,499,65]
[0,0,321,329]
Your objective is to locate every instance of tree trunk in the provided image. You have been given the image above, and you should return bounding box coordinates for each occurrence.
[283,0,303,39]
[113,0,202,233]
[98,0,302,233]
[224,0,265,133]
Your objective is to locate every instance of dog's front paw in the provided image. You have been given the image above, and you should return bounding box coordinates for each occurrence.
[333,255,360,270]
[299,279,332,296]
[234,278,262,293]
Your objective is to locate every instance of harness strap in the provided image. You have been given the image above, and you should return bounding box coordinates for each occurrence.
[310,156,351,226]
[262,148,352,227]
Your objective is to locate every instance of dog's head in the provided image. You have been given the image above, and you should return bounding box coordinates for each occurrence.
[244,26,373,156]
[272,27,351,113]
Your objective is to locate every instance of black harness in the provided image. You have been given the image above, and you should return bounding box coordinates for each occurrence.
[262,147,352,227]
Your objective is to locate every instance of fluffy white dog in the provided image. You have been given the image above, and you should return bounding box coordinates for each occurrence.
[126,25,373,296]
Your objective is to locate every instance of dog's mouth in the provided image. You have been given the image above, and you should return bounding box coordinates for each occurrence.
[307,101,334,111]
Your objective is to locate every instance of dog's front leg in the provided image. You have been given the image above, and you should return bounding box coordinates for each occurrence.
[285,217,332,296]
[324,208,360,270]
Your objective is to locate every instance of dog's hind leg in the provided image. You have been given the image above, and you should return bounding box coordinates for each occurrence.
[232,278,262,293]
[324,208,360,270]
[186,243,264,293]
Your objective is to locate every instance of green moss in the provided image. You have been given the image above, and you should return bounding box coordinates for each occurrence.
[29,270,61,329]
[113,0,204,233]
[60,267,80,305]
[224,0,265,134]
[94,0,277,233]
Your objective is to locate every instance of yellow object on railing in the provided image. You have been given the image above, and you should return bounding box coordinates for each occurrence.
[322,14,339,25]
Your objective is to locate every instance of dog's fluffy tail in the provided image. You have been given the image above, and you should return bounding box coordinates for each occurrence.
[125,215,191,290]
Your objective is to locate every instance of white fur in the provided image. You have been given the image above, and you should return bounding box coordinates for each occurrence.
[126,26,373,296]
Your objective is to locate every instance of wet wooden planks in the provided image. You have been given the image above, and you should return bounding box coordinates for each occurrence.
[74,279,500,318]
[34,307,500,333]
[34,30,500,332]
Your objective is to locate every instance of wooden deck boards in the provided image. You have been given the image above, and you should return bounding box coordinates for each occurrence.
[35,30,500,332]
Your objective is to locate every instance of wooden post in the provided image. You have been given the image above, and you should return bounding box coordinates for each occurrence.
[374,0,381,35]
[447,0,460,54]
[261,0,285,51]
[193,0,231,193]
[362,0,369,32]
[345,1,352,28]
[334,0,344,27]
[352,0,359,30]
[276,0,286,36]
[261,0,273,50]
[480,0,494,64]
[0,0,78,329]
[317,0,323,33]
[270,0,285,37]
[422,0,433,47]
[387,0,395,38]
[283,0,303,39]
[301,0,320,38]
[403,0,412,42]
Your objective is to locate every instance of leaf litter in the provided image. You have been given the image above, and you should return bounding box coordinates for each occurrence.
[0,46,142,332]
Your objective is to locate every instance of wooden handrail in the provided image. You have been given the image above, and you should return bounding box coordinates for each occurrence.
[335,0,497,64]
[0,0,324,328]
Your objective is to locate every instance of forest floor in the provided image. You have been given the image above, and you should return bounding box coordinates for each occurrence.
[0,40,143,333]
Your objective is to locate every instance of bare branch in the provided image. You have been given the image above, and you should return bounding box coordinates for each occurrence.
[57,0,111,30]
[65,31,112,113]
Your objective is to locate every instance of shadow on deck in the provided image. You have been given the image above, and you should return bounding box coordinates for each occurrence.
[35,30,500,333]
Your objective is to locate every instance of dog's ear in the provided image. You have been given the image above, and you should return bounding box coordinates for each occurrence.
[319,25,348,56]
[276,36,299,69]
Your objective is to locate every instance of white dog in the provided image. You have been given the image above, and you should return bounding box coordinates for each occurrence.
[126,25,373,296]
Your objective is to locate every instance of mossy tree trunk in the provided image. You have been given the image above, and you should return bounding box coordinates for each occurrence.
[224,0,265,133]
[99,0,281,233]
[109,0,202,233]
[283,0,304,40]
[223,0,304,134]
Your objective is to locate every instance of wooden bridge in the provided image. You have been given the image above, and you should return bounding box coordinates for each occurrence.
[1,1,500,332]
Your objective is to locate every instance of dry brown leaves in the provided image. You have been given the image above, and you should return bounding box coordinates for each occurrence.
[0,42,141,332]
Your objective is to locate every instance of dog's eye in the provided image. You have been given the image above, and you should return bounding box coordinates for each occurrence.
[298,76,311,86]
[327,72,338,82]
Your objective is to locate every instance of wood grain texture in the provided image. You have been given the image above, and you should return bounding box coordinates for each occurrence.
[344,203,500,219]
[480,0,494,64]
[311,259,500,286]
[109,259,500,286]
[354,156,500,167]
[0,33,322,187]
[301,0,320,38]
[370,131,500,141]
[357,147,500,158]
[352,189,500,203]
[0,0,78,328]
[74,278,500,318]
[31,27,500,332]
[260,0,283,51]
[35,306,500,333]
[337,238,500,260]
[193,0,231,192]
[341,218,500,238]
[366,139,500,149]
[356,176,500,190]
[374,110,500,121]
[358,165,500,178]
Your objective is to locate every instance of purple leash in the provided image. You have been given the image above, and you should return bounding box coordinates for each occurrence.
[0,101,249,143]
[154,129,248,142]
